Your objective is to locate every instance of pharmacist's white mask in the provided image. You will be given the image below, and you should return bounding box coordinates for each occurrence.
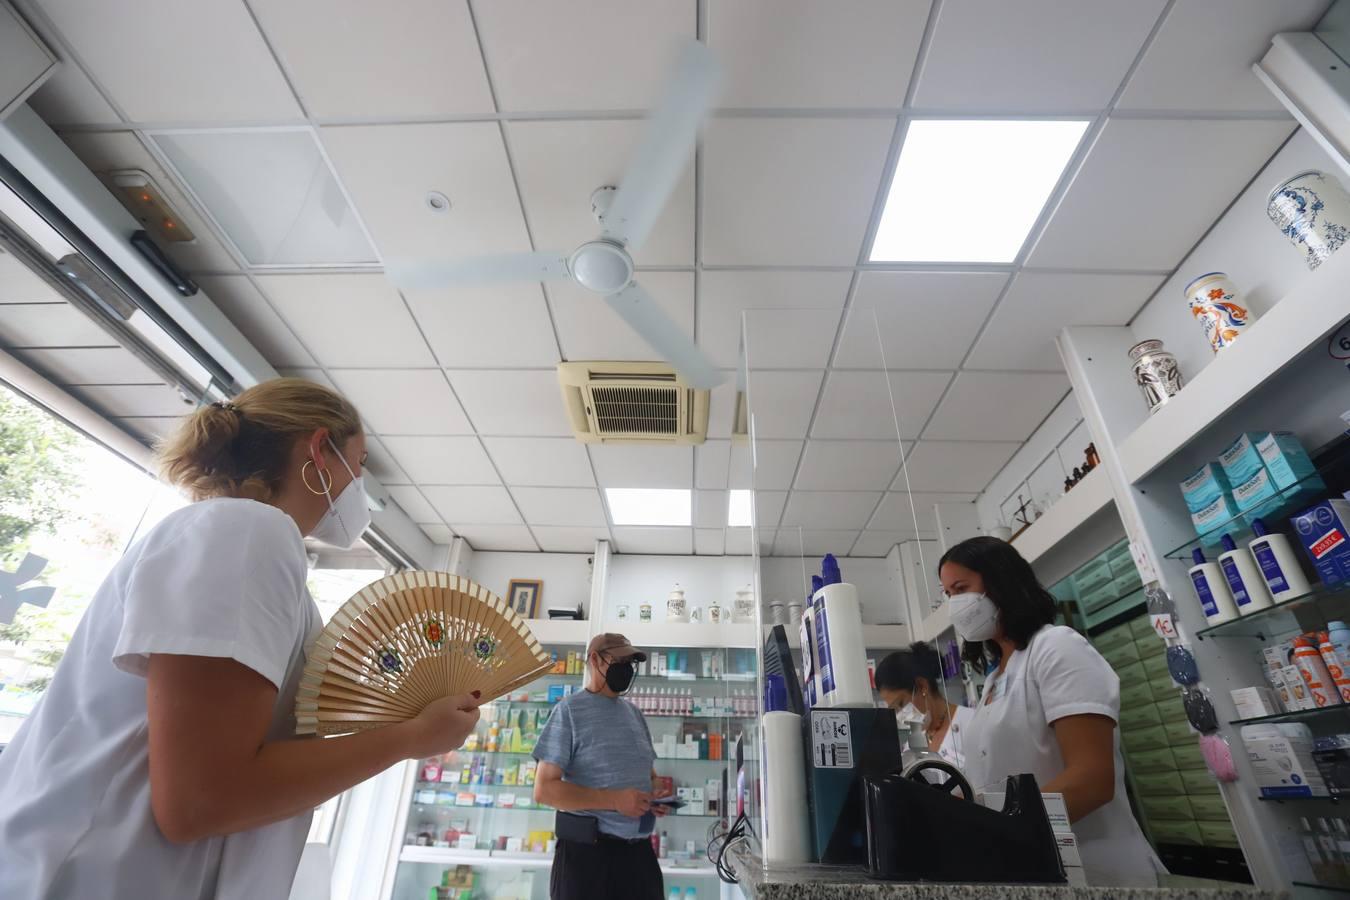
[949,592,999,643]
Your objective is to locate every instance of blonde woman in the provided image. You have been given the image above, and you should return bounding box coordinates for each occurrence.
[0,378,480,899]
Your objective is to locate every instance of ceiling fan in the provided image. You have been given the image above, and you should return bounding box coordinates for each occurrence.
[385,42,723,390]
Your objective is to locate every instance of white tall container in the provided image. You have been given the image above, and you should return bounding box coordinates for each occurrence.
[812,582,873,707]
[761,711,812,863]
[1218,534,1274,615]
[1189,548,1239,626]
[1249,519,1312,601]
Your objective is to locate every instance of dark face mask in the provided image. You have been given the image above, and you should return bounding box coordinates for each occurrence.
[604,659,636,694]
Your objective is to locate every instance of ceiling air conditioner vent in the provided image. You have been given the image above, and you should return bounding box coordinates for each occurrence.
[558,362,709,445]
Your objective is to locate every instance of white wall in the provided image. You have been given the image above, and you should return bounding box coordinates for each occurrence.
[976,392,1088,531]
[1130,128,1339,381]
[761,554,905,624]
[465,551,594,618]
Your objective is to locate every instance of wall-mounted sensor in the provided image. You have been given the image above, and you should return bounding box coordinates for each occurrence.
[426,191,451,213]
[107,169,195,244]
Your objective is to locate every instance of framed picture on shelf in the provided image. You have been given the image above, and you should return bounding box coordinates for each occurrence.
[507,579,543,618]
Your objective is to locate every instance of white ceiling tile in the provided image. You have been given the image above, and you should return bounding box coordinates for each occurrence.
[912,0,1167,110]
[36,0,301,121]
[970,272,1165,371]
[58,131,239,272]
[897,441,1019,492]
[404,282,559,369]
[256,274,435,367]
[249,0,493,118]
[755,491,788,531]
[1028,118,1296,270]
[833,272,1007,370]
[364,436,411,485]
[16,346,159,385]
[420,523,455,544]
[731,440,802,490]
[725,526,774,556]
[321,123,530,262]
[696,440,732,490]
[868,492,978,531]
[1117,0,1328,112]
[387,485,442,524]
[472,0,693,112]
[702,118,894,265]
[532,526,611,553]
[28,56,120,125]
[512,487,607,527]
[745,370,823,439]
[811,370,951,440]
[0,302,113,347]
[484,437,595,488]
[589,444,692,489]
[381,436,500,485]
[781,491,881,530]
[448,370,573,437]
[694,528,725,556]
[694,490,727,530]
[425,485,522,526]
[275,367,337,391]
[0,250,62,302]
[116,416,183,443]
[72,384,193,418]
[709,0,929,108]
[795,441,905,491]
[552,271,693,363]
[707,376,738,439]
[923,371,1069,442]
[507,120,693,267]
[196,275,313,367]
[709,271,851,369]
[612,526,693,555]
[329,369,472,435]
[851,530,920,557]
[454,524,537,551]
[773,529,861,558]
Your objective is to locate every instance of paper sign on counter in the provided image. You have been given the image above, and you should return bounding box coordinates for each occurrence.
[811,711,853,769]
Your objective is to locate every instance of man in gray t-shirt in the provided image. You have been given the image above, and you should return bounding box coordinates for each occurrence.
[534,633,668,900]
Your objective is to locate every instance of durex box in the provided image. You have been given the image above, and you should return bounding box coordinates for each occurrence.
[1180,462,1231,514]
[1218,432,1267,484]
[1291,499,1350,587]
[1257,432,1323,491]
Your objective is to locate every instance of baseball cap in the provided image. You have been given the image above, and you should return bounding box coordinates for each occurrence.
[587,632,648,663]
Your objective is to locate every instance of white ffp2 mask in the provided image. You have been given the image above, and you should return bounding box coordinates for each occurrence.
[949,591,999,643]
[309,438,372,549]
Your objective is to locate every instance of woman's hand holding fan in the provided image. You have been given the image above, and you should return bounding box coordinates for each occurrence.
[400,692,483,758]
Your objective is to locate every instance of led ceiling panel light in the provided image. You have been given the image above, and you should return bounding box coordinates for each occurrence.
[605,488,691,526]
[727,489,752,527]
[870,120,1088,264]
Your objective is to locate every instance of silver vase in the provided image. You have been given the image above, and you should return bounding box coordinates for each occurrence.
[1129,339,1184,415]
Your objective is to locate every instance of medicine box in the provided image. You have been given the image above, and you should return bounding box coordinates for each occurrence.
[1230,686,1280,719]
[1241,723,1330,798]
[1232,468,1280,513]
[1257,432,1322,490]
[978,791,1070,834]
[1191,492,1242,535]
[1218,432,1266,484]
[1180,462,1232,514]
[1291,499,1350,587]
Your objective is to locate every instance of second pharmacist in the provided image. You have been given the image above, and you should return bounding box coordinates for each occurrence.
[941,536,1164,887]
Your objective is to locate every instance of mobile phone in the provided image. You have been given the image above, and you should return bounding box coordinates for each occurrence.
[652,796,686,809]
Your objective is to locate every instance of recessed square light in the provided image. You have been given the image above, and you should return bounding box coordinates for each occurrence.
[727,489,752,527]
[869,120,1088,264]
[605,488,691,526]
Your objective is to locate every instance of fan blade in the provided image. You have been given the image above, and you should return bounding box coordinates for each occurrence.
[603,41,721,252]
[385,253,570,291]
[605,282,722,389]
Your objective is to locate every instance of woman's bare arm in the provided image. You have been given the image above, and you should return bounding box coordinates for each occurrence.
[1042,713,1117,823]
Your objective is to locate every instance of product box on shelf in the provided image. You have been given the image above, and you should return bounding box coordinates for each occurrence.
[1257,432,1322,490]
[1231,686,1280,719]
[1219,433,1268,484]
[1313,735,1350,797]
[1192,493,1242,536]
[1291,499,1350,587]
[1180,462,1232,513]
[1233,469,1281,513]
[1241,723,1330,798]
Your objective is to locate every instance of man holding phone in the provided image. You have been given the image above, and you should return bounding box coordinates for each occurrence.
[533,633,669,900]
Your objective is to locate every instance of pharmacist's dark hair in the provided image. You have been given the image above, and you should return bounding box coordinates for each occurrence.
[875,642,942,693]
[939,536,1056,671]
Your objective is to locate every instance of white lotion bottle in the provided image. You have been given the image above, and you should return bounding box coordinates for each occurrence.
[1218,533,1274,614]
[1190,548,1239,625]
[1249,518,1312,602]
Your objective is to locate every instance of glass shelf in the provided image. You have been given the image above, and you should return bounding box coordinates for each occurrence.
[1293,880,1350,894]
[1230,705,1350,727]
[1194,584,1350,640]
[1256,794,1338,803]
[1163,441,1350,562]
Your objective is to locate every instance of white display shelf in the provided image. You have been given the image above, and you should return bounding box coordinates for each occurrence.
[1009,466,1114,564]
[523,618,590,646]
[769,622,910,650]
[1117,245,1350,483]
[613,620,758,649]
[918,600,951,643]
[398,845,716,877]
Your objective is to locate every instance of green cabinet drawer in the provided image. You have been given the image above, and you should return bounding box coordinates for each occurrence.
[1152,821,1203,845]
[1130,746,1178,772]
[1120,703,1162,731]
[1136,635,1166,660]
[1141,795,1194,821]
[1173,743,1208,771]
[1120,680,1156,710]
[1101,640,1141,669]
[1189,794,1229,820]
[1113,569,1144,597]
[1164,719,1196,746]
[1155,695,1186,724]
[1141,650,1172,679]
[1049,579,1077,604]
[1116,659,1145,684]
[1180,769,1217,793]
[1129,614,1157,640]
[1133,770,1184,796]
[1148,671,1179,701]
[1079,581,1120,612]
[1073,558,1114,594]
[1199,820,1239,848]
[1107,542,1135,574]
[1093,624,1136,654]
[1122,724,1169,752]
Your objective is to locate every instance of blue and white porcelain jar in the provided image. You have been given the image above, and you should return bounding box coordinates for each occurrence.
[1266,170,1350,270]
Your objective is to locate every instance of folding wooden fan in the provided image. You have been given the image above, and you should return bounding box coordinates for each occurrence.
[296,571,553,736]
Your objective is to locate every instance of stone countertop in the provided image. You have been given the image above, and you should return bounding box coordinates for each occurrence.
[726,846,1286,900]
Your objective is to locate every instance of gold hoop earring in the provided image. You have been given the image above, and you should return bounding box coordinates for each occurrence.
[302,459,333,495]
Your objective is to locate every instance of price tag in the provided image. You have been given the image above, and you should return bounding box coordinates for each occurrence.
[1130,541,1159,584]
[1151,613,1177,641]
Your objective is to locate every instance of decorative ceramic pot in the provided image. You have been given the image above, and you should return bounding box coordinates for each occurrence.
[667,585,689,623]
[1184,272,1251,352]
[767,601,786,626]
[690,606,703,623]
[1128,339,1184,415]
[616,604,629,621]
[732,587,755,623]
[707,600,725,624]
[1267,170,1350,270]
[639,603,652,623]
